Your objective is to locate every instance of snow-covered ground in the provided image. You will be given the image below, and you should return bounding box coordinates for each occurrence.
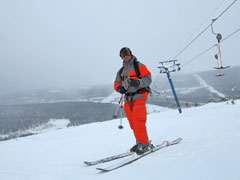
[194,74,226,98]
[0,100,240,180]
[0,119,70,140]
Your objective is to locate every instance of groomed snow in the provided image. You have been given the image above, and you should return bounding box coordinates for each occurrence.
[0,100,240,180]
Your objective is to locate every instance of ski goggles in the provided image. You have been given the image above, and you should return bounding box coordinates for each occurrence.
[120,49,132,58]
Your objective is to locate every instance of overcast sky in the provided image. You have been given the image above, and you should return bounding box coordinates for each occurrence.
[0,0,239,94]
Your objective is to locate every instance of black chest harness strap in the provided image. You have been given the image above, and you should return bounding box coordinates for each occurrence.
[125,88,149,111]
[119,59,151,111]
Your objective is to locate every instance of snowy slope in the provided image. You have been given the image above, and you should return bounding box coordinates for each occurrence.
[0,119,70,141]
[194,74,226,98]
[0,100,240,180]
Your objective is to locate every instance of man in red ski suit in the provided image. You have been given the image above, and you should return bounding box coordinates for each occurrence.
[114,47,152,155]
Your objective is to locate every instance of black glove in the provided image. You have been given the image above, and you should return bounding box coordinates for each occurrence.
[129,79,140,87]
[117,86,127,94]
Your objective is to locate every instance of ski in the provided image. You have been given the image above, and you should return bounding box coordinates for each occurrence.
[96,137,182,172]
[84,151,134,166]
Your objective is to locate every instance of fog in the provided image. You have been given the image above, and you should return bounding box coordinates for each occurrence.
[0,0,239,94]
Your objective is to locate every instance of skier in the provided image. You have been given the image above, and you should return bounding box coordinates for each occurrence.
[114,47,152,155]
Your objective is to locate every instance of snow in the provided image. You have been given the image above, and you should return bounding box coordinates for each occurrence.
[0,100,240,180]
[194,74,226,98]
[101,91,122,104]
[146,104,170,114]
[0,119,70,140]
[232,86,238,92]
[177,86,202,94]
[33,119,70,132]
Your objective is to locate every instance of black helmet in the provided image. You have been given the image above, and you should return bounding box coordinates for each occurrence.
[119,47,132,58]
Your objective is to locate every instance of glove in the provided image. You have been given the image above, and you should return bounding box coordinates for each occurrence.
[129,79,140,87]
[117,86,127,94]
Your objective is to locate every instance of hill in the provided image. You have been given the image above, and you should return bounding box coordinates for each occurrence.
[0,100,239,180]
[1,66,240,106]
[1,66,240,139]
[149,65,240,107]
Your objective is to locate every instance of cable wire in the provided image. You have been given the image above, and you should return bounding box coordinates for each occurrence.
[172,0,238,60]
[173,24,212,59]
[153,0,238,93]
[222,27,240,42]
[169,0,228,60]
[181,44,217,68]
[180,26,240,68]
[214,0,238,20]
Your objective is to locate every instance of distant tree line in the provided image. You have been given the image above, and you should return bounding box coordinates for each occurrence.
[0,102,119,135]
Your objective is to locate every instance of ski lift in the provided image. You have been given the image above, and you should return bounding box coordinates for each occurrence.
[211,19,230,73]
[158,60,181,73]
[158,60,182,114]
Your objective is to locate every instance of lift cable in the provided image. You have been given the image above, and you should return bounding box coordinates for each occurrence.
[181,26,240,68]
[172,0,238,60]
[169,0,228,60]
[152,0,238,94]
[222,27,240,42]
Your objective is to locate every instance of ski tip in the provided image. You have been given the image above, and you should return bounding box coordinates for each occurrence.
[96,167,109,172]
[170,137,182,144]
[176,137,182,142]
[84,161,92,166]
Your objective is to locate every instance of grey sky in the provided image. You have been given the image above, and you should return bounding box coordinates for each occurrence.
[0,0,239,94]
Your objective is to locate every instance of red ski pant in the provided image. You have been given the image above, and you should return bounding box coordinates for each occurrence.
[124,92,149,144]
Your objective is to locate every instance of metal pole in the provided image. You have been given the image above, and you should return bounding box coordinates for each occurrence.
[214,54,222,76]
[118,94,124,129]
[217,40,223,68]
[166,72,182,114]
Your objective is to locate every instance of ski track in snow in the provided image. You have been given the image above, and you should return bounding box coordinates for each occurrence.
[194,74,226,98]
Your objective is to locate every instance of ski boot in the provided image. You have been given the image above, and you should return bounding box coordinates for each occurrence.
[135,143,150,155]
[130,141,139,152]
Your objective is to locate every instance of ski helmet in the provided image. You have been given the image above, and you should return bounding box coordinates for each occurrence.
[119,47,132,58]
